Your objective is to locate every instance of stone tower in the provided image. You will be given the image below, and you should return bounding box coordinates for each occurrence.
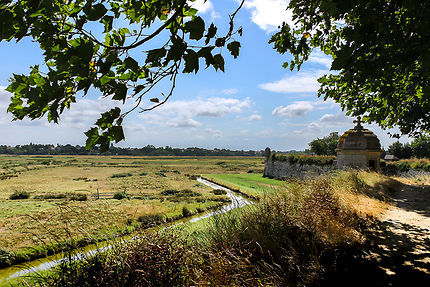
[336,117,382,171]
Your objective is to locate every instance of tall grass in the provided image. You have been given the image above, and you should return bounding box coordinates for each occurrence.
[19,171,393,286]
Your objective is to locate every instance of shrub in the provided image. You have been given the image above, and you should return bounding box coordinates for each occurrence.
[113,191,129,200]
[0,249,15,268]
[9,191,30,200]
[212,189,227,195]
[137,214,165,227]
[182,206,192,218]
[34,193,87,201]
[69,194,87,201]
[110,172,133,178]
[155,171,167,177]
[161,189,180,196]
[269,153,335,166]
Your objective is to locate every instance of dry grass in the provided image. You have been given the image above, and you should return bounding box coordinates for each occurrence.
[12,170,405,287]
[0,155,264,256]
[332,171,396,219]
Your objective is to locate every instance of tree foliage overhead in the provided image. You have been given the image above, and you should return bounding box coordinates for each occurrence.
[270,0,430,137]
[0,0,243,152]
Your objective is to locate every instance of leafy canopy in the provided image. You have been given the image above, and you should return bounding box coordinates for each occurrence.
[1,0,243,152]
[270,0,430,137]
[308,132,339,156]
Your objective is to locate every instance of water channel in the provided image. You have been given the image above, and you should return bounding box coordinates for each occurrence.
[0,177,252,284]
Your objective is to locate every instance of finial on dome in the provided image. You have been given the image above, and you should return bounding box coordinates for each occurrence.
[353,116,363,129]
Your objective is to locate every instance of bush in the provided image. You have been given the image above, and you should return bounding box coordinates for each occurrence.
[137,214,165,227]
[155,171,167,177]
[160,189,180,196]
[0,249,15,268]
[110,172,133,178]
[212,189,227,195]
[34,193,87,201]
[182,206,192,218]
[69,194,87,201]
[113,191,129,200]
[269,153,335,166]
[9,191,30,200]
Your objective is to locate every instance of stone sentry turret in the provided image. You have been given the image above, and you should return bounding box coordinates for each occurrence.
[336,117,383,171]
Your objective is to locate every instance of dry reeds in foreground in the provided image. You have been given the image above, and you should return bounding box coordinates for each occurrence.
[21,171,393,287]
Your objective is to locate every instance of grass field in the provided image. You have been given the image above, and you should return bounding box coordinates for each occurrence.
[0,155,264,265]
[203,173,286,197]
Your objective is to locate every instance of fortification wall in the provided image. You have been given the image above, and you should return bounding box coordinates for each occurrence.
[263,159,335,179]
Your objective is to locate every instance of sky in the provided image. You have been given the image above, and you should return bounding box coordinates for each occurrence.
[0,0,410,151]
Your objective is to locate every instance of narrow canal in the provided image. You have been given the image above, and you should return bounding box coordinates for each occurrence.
[0,177,252,284]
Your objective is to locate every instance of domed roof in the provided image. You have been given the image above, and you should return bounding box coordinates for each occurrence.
[336,118,382,152]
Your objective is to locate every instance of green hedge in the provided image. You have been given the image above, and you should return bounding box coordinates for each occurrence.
[387,160,430,172]
[269,153,335,166]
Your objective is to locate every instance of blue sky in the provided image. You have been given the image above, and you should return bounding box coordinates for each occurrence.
[0,0,409,151]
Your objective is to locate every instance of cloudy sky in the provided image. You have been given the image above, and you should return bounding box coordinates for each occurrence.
[0,0,409,151]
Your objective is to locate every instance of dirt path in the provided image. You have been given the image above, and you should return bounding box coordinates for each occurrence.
[358,182,430,286]
[369,182,430,283]
[325,182,430,286]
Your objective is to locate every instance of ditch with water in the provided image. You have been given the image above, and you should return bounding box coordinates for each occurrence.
[0,177,252,284]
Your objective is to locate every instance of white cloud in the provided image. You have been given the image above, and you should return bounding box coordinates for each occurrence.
[309,50,332,69]
[0,86,134,129]
[205,128,222,138]
[260,71,324,94]
[139,97,251,128]
[307,112,352,130]
[272,101,314,117]
[190,0,214,14]
[245,114,262,121]
[242,0,294,32]
[222,88,239,95]
[320,113,351,125]
[167,117,202,128]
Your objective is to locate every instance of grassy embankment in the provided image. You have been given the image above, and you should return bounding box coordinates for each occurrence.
[15,170,402,286]
[0,155,264,267]
[203,173,285,198]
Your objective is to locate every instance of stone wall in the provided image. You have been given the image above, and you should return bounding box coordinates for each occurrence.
[263,158,335,179]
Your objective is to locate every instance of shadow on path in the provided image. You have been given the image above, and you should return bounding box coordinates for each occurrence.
[324,183,430,286]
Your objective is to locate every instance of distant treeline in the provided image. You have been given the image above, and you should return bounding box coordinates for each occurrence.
[0,143,265,157]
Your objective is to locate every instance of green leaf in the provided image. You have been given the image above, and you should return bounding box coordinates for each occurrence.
[150,98,160,103]
[227,41,241,59]
[146,48,167,66]
[215,38,225,47]
[166,37,187,63]
[86,3,108,21]
[183,16,205,40]
[205,23,217,45]
[183,50,199,73]
[111,126,125,143]
[99,75,111,86]
[213,54,225,72]
[85,128,99,150]
[101,15,114,33]
[112,84,127,102]
[198,46,215,68]
[124,57,139,72]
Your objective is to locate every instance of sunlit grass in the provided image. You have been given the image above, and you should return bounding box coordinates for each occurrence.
[203,173,285,197]
[0,155,263,259]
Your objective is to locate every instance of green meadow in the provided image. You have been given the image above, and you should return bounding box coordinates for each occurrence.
[0,155,264,266]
